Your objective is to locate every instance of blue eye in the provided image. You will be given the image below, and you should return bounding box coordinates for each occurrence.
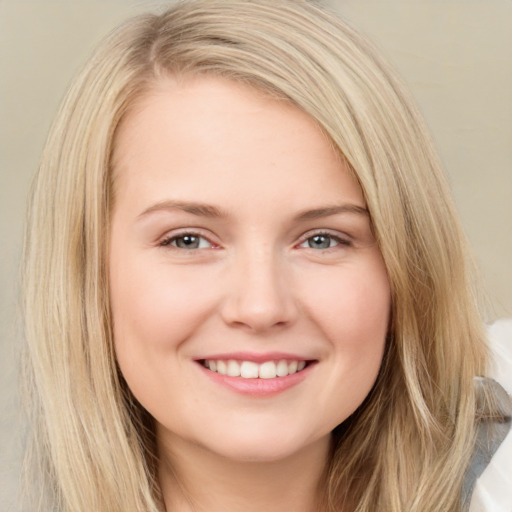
[161,233,211,250]
[300,233,349,250]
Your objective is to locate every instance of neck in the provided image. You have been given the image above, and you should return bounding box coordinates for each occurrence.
[158,433,331,512]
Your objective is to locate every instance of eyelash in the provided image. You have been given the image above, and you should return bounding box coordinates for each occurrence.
[158,230,352,251]
[298,231,352,250]
[159,231,215,250]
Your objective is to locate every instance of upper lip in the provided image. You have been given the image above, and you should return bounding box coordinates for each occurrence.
[195,352,315,363]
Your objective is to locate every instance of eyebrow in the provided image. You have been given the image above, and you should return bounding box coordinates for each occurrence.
[137,200,227,219]
[137,200,369,221]
[294,204,369,220]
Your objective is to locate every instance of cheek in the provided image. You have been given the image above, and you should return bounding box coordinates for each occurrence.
[109,257,218,370]
[309,266,389,425]
[304,261,390,341]
[109,260,222,421]
[300,259,390,394]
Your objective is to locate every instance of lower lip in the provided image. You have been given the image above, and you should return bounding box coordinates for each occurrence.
[197,363,313,396]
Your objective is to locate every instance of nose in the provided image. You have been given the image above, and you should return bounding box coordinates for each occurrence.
[220,248,298,333]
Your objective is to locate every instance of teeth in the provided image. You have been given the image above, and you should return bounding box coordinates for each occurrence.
[216,360,227,375]
[203,359,309,379]
[240,361,259,378]
[276,360,289,377]
[227,360,240,377]
[259,361,277,379]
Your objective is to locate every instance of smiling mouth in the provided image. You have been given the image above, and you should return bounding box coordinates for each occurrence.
[199,359,314,379]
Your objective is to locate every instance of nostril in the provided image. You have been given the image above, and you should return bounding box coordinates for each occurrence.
[219,270,297,332]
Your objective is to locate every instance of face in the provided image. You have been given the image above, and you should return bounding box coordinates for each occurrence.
[110,76,390,463]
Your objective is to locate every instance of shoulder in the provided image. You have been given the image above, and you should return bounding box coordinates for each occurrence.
[469,318,512,512]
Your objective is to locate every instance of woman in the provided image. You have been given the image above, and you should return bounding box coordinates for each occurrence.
[21,1,508,511]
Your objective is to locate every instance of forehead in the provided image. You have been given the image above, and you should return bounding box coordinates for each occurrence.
[111,75,364,214]
[113,74,339,165]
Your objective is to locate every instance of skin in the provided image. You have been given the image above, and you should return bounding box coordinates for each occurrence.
[109,75,391,512]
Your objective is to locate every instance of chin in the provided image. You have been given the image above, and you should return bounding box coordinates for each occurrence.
[195,426,328,464]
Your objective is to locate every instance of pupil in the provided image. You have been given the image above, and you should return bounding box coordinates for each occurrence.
[177,235,199,249]
[310,235,330,249]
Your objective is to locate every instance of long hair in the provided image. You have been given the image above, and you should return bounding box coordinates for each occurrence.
[22,1,490,510]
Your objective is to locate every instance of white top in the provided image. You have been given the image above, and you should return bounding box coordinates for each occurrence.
[469,318,512,512]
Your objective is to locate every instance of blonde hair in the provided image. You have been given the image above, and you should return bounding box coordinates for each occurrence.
[22,1,491,510]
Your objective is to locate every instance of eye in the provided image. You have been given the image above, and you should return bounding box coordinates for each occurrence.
[299,233,350,250]
[160,233,212,250]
